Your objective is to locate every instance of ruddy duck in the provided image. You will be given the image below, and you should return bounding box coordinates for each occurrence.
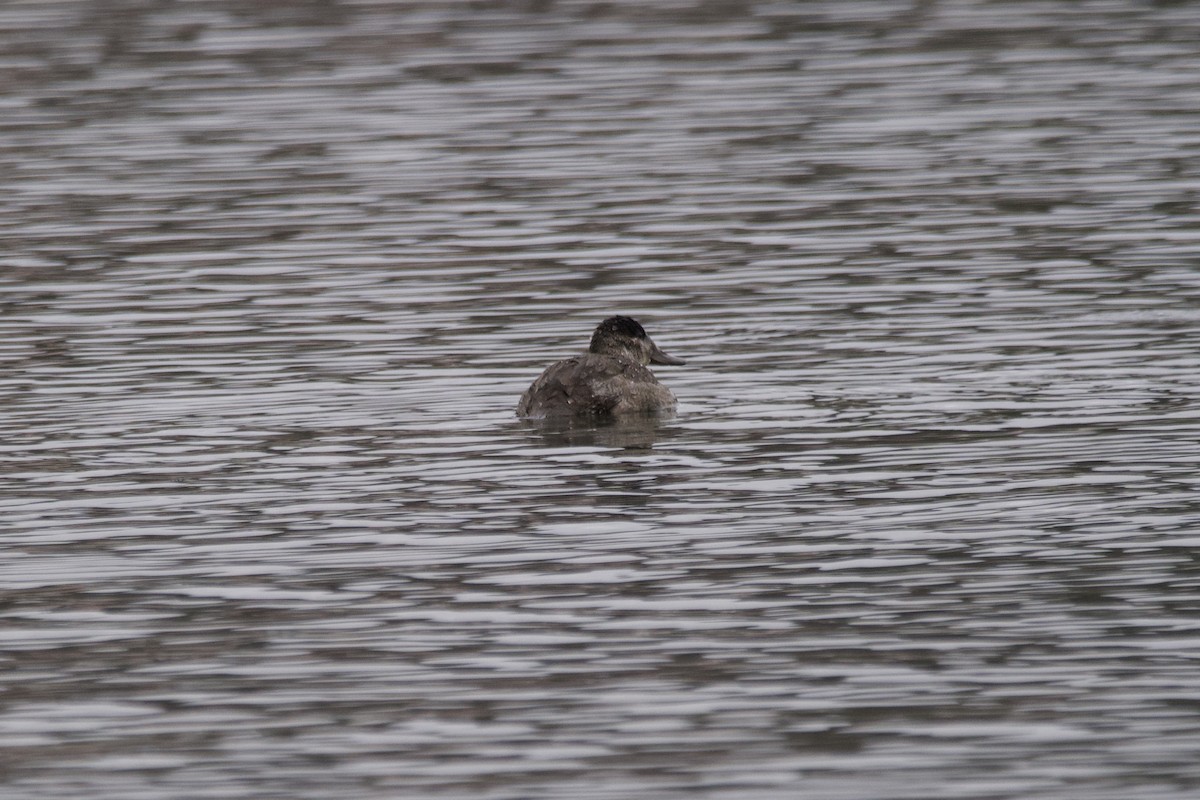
[517,316,685,418]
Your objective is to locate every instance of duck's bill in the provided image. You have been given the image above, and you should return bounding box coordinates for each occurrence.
[649,342,686,366]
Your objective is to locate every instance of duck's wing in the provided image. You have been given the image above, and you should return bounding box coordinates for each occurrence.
[518,355,632,417]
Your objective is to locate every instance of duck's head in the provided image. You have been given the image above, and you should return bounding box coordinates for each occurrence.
[589,315,685,366]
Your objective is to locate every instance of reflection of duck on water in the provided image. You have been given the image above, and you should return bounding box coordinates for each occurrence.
[517,316,685,418]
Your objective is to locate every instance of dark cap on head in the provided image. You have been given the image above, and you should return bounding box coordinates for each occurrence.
[589,316,647,353]
[594,315,646,342]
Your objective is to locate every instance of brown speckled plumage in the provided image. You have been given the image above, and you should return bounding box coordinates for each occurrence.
[517,316,684,418]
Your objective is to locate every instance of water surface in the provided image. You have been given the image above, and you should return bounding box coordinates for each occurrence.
[4,1,1200,798]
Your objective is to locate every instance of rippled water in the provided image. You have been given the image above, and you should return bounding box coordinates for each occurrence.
[4,1,1200,798]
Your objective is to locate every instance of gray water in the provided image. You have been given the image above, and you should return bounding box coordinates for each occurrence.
[4,1,1200,798]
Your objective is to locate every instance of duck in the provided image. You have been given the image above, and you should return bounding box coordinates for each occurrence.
[517,316,685,418]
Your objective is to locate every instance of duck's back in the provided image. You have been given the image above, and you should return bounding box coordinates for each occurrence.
[517,353,675,418]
